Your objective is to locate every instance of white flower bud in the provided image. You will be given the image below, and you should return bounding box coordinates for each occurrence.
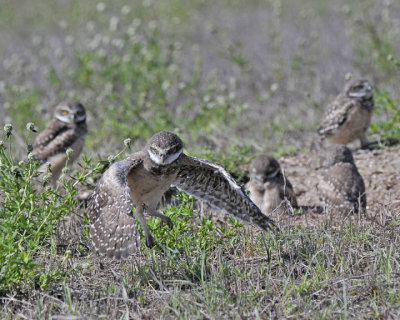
[124,138,132,148]
[4,124,13,136]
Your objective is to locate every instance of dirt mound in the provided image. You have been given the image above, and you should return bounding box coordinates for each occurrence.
[277,146,400,226]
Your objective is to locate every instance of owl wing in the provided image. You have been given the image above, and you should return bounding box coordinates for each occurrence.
[317,97,358,137]
[33,120,79,162]
[172,154,278,232]
[316,163,366,211]
[87,158,142,259]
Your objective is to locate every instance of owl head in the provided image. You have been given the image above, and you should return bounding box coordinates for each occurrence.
[147,131,184,165]
[249,155,281,183]
[344,79,373,100]
[321,144,354,167]
[54,100,86,124]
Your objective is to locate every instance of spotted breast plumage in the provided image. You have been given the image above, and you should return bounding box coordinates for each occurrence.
[87,131,278,259]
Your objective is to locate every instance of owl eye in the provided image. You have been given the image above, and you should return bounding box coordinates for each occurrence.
[62,110,69,115]
[169,145,181,154]
[151,147,159,154]
[353,85,363,91]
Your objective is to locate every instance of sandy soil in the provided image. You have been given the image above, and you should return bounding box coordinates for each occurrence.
[277,145,400,226]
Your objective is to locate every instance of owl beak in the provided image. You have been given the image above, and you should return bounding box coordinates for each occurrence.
[160,154,166,164]
[253,173,265,183]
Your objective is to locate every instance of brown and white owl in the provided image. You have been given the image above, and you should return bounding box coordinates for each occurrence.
[316,144,366,214]
[318,79,374,148]
[32,100,87,185]
[87,131,278,259]
[246,155,297,215]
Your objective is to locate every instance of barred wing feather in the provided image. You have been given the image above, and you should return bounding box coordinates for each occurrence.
[173,155,278,232]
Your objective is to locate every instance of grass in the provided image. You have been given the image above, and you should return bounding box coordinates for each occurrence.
[0,128,74,295]
[1,0,400,318]
[370,88,400,141]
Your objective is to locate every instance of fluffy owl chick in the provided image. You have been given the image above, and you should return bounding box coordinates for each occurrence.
[32,100,87,185]
[246,155,297,215]
[87,131,278,260]
[317,79,374,148]
[316,145,366,214]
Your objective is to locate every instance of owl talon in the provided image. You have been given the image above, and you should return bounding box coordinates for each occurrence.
[145,233,155,248]
[160,216,173,230]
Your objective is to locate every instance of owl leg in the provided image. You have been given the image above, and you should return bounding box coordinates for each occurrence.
[51,177,58,189]
[148,209,173,230]
[359,133,369,149]
[135,205,154,248]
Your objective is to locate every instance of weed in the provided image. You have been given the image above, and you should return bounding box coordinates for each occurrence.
[370,88,400,140]
[0,127,75,294]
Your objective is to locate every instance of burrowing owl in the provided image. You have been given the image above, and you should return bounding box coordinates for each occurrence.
[317,79,374,148]
[246,155,297,215]
[316,145,366,214]
[87,131,278,259]
[33,100,87,185]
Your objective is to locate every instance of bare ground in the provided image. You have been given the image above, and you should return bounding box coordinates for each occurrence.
[278,145,400,226]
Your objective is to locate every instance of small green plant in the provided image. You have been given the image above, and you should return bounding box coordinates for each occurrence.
[147,191,240,253]
[132,191,242,286]
[275,145,297,158]
[370,88,400,140]
[0,125,76,294]
[386,54,400,70]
